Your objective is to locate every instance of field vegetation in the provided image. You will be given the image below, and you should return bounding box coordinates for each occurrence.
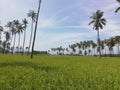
[0,54,120,90]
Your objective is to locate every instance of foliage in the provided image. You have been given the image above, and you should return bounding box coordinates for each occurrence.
[0,55,120,89]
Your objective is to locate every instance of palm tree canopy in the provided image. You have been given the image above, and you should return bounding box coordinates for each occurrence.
[115,7,120,13]
[27,10,37,22]
[117,0,120,3]
[22,18,28,28]
[89,10,107,30]
[17,24,24,34]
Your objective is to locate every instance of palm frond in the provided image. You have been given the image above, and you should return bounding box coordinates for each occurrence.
[115,7,120,13]
[101,18,106,22]
[99,23,103,29]
[88,21,95,25]
[117,0,120,3]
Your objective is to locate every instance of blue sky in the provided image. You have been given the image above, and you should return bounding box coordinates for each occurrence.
[0,0,120,51]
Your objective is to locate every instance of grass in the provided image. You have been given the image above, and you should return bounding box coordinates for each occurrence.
[0,54,120,90]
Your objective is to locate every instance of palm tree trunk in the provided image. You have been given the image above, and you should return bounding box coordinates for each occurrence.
[18,33,20,53]
[12,34,16,54]
[31,0,42,59]
[22,28,26,54]
[28,20,34,53]
[9,34,13,52]
[97,30,101,57]
[117,44,120,54]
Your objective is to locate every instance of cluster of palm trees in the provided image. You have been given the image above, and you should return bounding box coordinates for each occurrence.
[0,0,42,58]
[87,0,120,57]
[0,0,41,59]
[51,0,120,56]
[0,10,37,54]
[0,0,120,58]
[51,36,120,56]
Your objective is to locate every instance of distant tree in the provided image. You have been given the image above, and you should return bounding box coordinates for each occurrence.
[89,10,106,57]
[69,44,77,54]
[76,42,82,55]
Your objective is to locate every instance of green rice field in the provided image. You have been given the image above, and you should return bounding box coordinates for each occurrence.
[0,54,120,90]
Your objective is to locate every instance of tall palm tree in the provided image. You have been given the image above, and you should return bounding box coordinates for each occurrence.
[22,18,28,54]
[28,10,37,53]
[115,0,120,13]
[12,20,19,53]
[89,10,106,57]
[17,23,23,53]
[6,21,15,48]
[31,0,42,59]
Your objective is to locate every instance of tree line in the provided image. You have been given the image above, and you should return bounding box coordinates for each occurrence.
[0,0,120,58]
[51,0,120,57]
[0,0,42,59]
[0,10,37,54]
[51,36,120,56]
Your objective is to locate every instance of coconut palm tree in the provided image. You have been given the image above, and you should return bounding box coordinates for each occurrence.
[31,0,42,59]
[17,23,23,53]
[28,10,37,53]
[89,10,106,57]
[69,44,77,55]
[22,18,28,54]
[115,0,120,13]
[12,20,19,53]
[76,42,82,55]
[6,21,15,48]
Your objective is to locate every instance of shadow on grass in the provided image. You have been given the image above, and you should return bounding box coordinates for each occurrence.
[0,62,58,72]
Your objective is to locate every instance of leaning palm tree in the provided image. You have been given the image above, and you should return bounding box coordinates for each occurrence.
[28,10,37,53]
[31,0,42,59]
[115,0,120,13]
[22,18,28,54]
[89,10,106,57]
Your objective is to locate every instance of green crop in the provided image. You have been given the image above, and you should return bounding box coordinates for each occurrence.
[0,54,120,90]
